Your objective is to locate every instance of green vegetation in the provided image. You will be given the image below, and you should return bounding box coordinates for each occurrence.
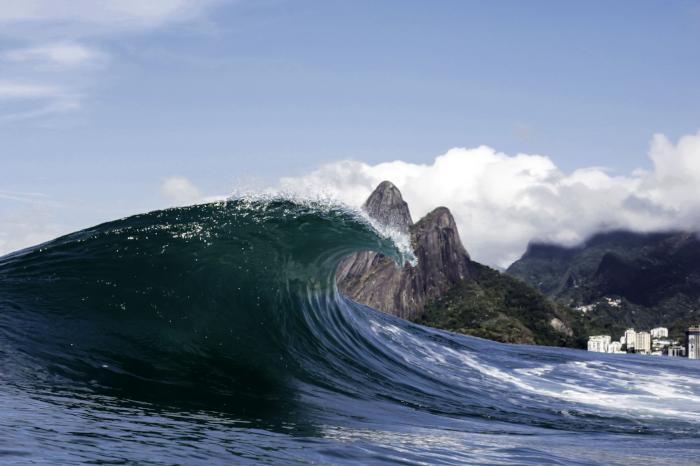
[415,263,587,347]
[577,295,698,343]
[507,230,700,343]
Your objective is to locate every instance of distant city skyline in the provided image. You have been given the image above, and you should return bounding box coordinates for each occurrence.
[588,325,700,359]
[2,1,700,265]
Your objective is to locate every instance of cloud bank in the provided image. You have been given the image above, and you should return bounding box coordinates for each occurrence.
[277,131,700,268]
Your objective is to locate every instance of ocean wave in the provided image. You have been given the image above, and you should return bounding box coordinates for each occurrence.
[1,198,700,464]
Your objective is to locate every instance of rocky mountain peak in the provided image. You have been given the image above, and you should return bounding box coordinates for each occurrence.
[337,182,579,346]
[337,183,472,319]
[411,207,471,286]
[363,181,413,233]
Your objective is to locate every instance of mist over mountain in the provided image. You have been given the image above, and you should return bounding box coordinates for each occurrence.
[280,130,700,268]
[507,230,700,340]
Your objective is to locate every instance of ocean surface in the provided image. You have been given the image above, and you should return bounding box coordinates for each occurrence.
[1,199,699,465]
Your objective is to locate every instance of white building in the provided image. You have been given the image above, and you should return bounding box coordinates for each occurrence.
[588,335,611,353]
[607,341,624,353]
[635,331,651,354]
[652,338,674,352]
[653,338,674,347]
[603,297,622,307]
[624,329,636,350]
[667,345,685,357]
[687,327,700,360]
[651,327,669,339]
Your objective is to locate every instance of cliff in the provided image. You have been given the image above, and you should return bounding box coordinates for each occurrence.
[362,180,412,233]
[338,181,583,347]
[336,181,472,320]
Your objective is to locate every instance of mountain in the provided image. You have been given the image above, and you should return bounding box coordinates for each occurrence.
[507,230,700,341]
[337,181,584,347]
[336,182,473,320]
[361,180,413,233]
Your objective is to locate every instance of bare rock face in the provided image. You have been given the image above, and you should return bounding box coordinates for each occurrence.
[411,207,472,292]
[362,180,412,233]
[549,317,574,337]
[337,181,473,320]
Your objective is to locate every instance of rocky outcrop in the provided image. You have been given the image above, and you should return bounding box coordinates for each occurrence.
[549,317,573,337]
[337,181,584,347]
[362,180,412,233]
[411,207,472,291]
[337,181,473,320]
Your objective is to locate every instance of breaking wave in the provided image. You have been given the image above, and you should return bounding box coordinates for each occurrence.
[1,199,699,465]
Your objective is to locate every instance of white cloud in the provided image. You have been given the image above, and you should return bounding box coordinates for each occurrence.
[0,100,81,125]
[277,130,700,268]
[0,0,225,30]
[4,42,102,67]
[0,43,98,122]
[0,217,66,257]
[160,176,203,205]
[0,1,226,125]
[0,191,68,257]
[0,80,81,124]
[0,189,50,203]
[0,81,62,99]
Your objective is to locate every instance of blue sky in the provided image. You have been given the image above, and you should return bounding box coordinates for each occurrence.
[2,0,700,261]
